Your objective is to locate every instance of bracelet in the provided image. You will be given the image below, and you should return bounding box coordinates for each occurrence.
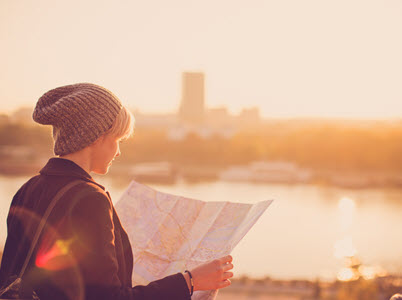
[184,270,194,296]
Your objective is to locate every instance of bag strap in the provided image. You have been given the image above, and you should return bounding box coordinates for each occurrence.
[17,180,83,278]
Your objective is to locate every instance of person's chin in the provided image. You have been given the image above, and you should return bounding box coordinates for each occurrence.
[93,166,110,175]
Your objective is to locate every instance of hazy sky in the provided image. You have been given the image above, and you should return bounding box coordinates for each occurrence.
[1,0,401,118]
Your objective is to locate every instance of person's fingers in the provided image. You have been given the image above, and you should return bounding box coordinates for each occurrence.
[222,263,234,271]
[222,271,234,279]
[219,255,233,264]
[217,279,231,289]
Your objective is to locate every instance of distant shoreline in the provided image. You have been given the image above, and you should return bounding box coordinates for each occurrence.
[2,161,402,190]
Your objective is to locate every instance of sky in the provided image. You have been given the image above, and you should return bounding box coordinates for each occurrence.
[1,0,402,119]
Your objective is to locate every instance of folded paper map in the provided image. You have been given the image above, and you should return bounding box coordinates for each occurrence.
[115,181,273,299]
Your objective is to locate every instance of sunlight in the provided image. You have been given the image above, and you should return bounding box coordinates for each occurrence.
[359,265,376,280]
[334,236,357,259]
[334,197,357,260]
[337,267,359,281]
[338,197,355,211]
[338,197,355,232]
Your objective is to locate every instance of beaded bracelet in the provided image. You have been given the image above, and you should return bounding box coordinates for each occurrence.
[184,270,194,296]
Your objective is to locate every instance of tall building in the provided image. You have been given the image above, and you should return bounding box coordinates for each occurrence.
[239,107,260,125]
[179,72,205,124]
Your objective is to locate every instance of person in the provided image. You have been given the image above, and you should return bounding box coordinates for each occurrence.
[0,83,234,300]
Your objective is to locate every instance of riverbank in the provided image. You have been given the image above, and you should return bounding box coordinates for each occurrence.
[219,275,402,300]
[107,162,402,189]
[2,159,402,190]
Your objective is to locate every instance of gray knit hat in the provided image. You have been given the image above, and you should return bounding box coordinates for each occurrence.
[33,83,122,156]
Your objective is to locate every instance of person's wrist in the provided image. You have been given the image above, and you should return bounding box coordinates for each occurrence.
[184,270,194,296]
[183,272,192,294]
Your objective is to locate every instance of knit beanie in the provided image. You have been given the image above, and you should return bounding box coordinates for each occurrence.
[33,83,122,156]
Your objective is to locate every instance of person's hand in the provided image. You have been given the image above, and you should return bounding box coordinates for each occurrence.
[188,255,234,291]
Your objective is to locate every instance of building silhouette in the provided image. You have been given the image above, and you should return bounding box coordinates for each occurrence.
[239,107,260,125]
[179,72,205,124]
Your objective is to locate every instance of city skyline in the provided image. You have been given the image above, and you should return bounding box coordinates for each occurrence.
[1,0,402,119]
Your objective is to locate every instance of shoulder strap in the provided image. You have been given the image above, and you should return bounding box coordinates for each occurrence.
[18,179,84,278]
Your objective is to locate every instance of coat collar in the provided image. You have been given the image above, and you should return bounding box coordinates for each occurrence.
[40,157,106,190]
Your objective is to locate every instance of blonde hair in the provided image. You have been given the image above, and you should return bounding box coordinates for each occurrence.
[105,106,135,140]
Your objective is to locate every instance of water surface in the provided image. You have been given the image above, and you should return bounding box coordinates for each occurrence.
[1,175,401,280]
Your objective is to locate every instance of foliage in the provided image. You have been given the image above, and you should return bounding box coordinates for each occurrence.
[0,123,52,149]
[1,120,402,173]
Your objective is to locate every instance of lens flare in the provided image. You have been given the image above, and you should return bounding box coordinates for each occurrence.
[9,206,85,300]
[35,238,75,270]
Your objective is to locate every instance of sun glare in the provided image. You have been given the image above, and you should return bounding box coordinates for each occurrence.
[337,267,359,282]
[338,197,356,212]
[334,236,357,259]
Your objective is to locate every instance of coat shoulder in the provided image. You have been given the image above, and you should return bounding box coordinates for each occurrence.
[68,180,113,209]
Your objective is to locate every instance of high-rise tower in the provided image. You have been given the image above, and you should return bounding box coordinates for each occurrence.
[179,72,205,124]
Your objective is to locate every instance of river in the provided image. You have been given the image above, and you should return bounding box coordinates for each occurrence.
[1,174,401,280]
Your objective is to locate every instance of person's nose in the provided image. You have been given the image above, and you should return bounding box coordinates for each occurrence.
[115,146,121,158]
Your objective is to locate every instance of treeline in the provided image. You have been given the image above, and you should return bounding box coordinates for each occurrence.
[0,123,53,160]
[0,123,52,148]
[121,121,402,172]
[1,120,402,172]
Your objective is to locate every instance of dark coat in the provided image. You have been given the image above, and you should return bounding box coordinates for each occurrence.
[0,158,190,300]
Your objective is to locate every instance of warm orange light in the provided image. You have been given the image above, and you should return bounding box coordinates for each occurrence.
[335,196,357,260]
[338,197,355,232]
[359,265,376,280]
[338,197,355,212]
[337,267,359,281]
[36,238,75,271]
[334,236,357,259]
